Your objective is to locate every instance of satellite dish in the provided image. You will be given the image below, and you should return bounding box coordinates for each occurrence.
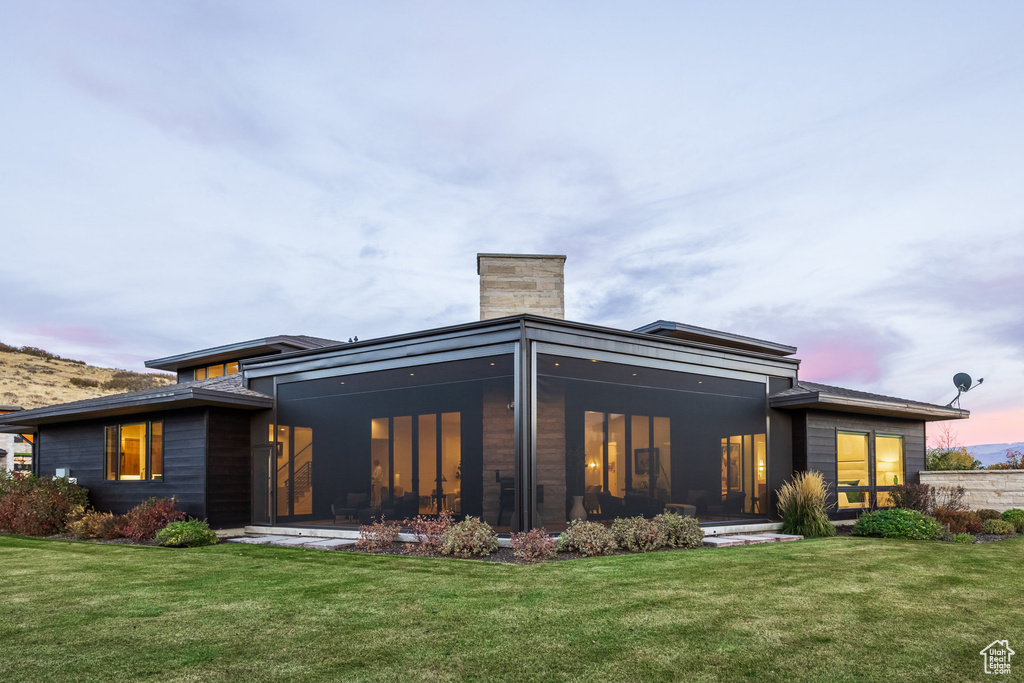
[946,372,984,409]
[953,373,972,392]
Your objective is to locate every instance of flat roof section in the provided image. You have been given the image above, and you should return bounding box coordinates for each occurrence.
[633,320,798,357]
[769,380,967,421]
[145,335,343,372]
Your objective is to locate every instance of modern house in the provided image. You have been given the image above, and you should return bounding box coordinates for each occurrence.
[0,254,967,532]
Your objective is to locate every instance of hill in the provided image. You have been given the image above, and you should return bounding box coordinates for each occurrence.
[0,344,174,410]
[966,442,1024,468]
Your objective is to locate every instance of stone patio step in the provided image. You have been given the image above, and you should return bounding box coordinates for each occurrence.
[703,532,804,548]
[227,535,290,545]
[302,538,358,549]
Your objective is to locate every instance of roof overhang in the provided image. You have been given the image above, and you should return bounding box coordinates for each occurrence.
[145,336,341,372]
[243,314,801,382]
[634,320,797,357]
[769,391,968,421]
[0,386,272,429]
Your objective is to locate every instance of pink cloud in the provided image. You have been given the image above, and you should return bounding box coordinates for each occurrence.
[935,410,1024,447]
[25,325,116,350]
[797,333,894,385]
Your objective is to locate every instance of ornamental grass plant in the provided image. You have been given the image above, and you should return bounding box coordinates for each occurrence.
[776,470,836,538]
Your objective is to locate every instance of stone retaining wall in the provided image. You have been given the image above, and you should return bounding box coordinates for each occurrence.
[919,470,1024,512]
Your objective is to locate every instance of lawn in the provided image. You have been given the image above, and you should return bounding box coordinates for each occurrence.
[1,535,1021,682]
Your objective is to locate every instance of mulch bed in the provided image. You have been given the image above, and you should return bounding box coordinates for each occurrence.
[332,543,632,564]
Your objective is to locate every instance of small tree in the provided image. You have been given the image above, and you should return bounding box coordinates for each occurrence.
[925,424,981,470]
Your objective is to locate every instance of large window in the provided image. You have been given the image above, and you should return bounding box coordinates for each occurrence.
[104,421,163,481]
[273,425,313,517]
[837,431,905,509]
[536,355,769,528]
[874,435,904,507]
[271,355,513,527]
[194,361,240,381]
[837,432,869,509]
[370,412,462,515]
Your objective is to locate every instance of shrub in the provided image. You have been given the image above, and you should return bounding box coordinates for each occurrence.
[981,519,1016,536]
[999,509,1024,533]
[156,519,219,547]
[68,509,124,540]
[852,509,944,540]
[932,486,968,512]
[557,520,617,557]
[654,511,704,549]
[926,447,982,471]
[952,533,975,544]
[402,511,454,556]
[0,471,89,536]
[101,371,173,392]
[510,528,557,563]
[932,506,982,535]
[119,497,186,542]
[776,470,836,538]
[977,509,1002,520]
[988,449,1024,470]
[441,516,498,558]
[355,518,402,552]
[889,484,932,513]
[611,516,666,553]
[68,377,100,388]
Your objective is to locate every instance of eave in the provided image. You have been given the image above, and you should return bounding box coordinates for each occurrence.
[769,391,968,422]
[0,386,272,429]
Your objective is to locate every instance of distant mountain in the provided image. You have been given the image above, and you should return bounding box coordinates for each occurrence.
[965,443,1024,468]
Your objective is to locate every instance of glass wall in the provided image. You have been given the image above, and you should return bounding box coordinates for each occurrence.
[535,355,767,528]
[274,355,514,528]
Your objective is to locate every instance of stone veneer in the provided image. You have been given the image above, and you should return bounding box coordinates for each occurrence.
[477,253,566,320]
[919,470,1024,512]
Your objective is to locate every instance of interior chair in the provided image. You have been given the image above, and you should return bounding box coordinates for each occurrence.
[496,477,516,526]
[596,491,625,520]
[331,492,369,523]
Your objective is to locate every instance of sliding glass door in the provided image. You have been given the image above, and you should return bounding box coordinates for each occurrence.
[370,412,462,515]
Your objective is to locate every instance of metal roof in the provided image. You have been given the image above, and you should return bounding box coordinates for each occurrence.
[633,320,797,357]
[145,335,343,372]
[769,380,967,421]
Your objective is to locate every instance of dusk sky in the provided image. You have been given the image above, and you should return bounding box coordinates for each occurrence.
[2,3,1022,446]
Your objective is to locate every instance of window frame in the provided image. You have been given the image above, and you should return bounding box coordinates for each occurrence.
[194,362,241,381]
[104,420,164,482]
[834,430,907,510]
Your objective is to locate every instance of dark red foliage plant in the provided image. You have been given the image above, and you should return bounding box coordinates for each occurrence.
[119,497,186,542]
[402,510,454,556]
[0,471,89,536]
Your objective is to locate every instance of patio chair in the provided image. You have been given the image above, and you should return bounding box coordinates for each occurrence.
[331,492,369,523]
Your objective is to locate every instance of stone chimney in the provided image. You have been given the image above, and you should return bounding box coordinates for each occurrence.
[477,253,566,320]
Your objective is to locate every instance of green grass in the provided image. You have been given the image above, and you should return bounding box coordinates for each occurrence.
[1,535,1021,682]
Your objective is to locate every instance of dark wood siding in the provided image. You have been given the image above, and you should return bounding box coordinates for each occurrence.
[767,378,794,519]
[37,409,208,519]
[205,408,253,527]
[803,409,926,513]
